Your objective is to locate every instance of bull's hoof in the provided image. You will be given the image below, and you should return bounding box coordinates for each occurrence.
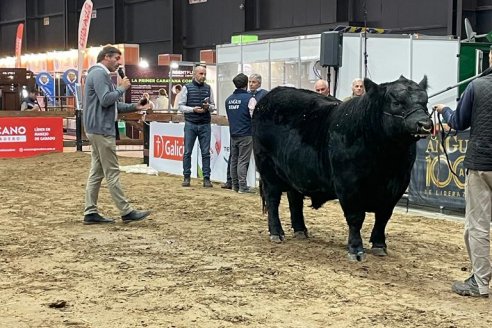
[371,247,388,257]
[293,230,309,239]
[347,251,366,262]
[269,234,285,243]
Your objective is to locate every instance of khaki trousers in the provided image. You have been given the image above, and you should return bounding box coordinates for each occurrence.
[464,170,492,295]
[84,133,132,216]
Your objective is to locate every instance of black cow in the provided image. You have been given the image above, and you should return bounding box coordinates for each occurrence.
[252,76,433,261]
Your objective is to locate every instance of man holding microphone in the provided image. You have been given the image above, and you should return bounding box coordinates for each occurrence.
[83,45,151,225]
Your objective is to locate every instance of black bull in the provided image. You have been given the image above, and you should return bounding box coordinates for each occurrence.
[252,76,433,261]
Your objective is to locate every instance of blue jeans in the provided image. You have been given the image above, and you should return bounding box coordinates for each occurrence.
[183,122,211,178]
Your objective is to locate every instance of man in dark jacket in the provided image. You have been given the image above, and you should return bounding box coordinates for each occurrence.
[225,73,255,193]
[434,47,492,298]
[83,45,151,225]
[178,65,216,188]
[221,73,267,190]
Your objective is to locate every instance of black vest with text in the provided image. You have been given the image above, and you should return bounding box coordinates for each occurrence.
[184,80,211,125]
[464,74,492,170]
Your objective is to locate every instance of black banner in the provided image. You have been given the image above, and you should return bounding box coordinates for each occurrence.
[408,131,469,210]
[124,65,194,109]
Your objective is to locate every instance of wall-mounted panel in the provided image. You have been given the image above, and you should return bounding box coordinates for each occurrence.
[0,1,25,21]
[0,24,18,56]
[86,7,115,47]
[259,0,337,29]
[36,0,64,14]
[124,0,171,43]
[184,0,244,55]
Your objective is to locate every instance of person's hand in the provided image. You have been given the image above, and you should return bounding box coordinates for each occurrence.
[434,122,450,133]
[433,104,446,114]
[193,106,205,113]
[136,102,151,111]
[119,77,131,90]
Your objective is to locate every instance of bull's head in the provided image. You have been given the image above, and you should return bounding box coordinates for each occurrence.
[365,76,433,139]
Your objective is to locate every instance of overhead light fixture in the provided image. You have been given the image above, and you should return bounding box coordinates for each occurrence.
[139,58,149,68]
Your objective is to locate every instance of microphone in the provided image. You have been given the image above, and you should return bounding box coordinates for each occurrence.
[117,67,125,79]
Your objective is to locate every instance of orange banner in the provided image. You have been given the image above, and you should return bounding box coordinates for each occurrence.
[15,23,24,68]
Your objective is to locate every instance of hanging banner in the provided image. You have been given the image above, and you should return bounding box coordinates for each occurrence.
[35,72,56,105]
[77,0,93,93]
[408,132,468,210]
[62,69,78,95]
[15,23,24,68]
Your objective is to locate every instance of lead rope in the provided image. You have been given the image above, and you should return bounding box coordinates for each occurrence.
[430,106,460,178]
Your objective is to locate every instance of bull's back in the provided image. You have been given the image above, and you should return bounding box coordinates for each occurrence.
[252,87,339,195]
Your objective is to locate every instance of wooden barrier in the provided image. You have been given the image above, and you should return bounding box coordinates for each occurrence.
[0,110,74,118]
[0,110,230,150]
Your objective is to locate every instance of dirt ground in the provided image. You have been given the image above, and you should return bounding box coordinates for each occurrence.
[0,151,490,328]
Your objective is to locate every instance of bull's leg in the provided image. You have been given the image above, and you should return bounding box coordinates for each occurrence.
[345,212,366,261]
[287,190,308,239]
[264,184,285,243]
[370,209,392,256]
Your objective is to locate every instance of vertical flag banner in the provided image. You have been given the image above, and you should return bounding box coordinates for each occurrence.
[15,23,24,68]
[35,72,56,105]
[77,0,93,107]
[62,69,78,96]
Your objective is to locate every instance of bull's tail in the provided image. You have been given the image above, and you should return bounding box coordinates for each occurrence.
[259,179,267,215]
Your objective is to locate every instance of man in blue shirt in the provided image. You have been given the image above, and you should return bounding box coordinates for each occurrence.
[434,47,492,298]
[221,73,268,190]
[225,73,255,193]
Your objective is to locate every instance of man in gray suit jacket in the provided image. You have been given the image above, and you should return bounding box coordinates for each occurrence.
[83,45,151,225]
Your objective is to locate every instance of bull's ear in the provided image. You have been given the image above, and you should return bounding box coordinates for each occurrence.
[364,78,379,94]
[418,75,428,91]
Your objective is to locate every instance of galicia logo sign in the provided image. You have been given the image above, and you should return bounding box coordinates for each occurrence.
[0,125,27,142]
[153,135,184,161]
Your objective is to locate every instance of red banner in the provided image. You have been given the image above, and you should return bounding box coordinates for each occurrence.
[15,23,24,68]
[78,0,93,78]
[153,135,184,161]
[0,117,63,158]
[78,0,93,50]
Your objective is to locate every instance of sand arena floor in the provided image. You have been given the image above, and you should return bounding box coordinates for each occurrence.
[0,152,490,327]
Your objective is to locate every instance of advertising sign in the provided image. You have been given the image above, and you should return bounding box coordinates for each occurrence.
[0,117,63,158]
[35,72,55,105]
[149,122,256,186]
[204,126,256,186]
[149,122,198,177]
[125,64,194,109]
[62,69,78,96]
[408,132,468,209]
